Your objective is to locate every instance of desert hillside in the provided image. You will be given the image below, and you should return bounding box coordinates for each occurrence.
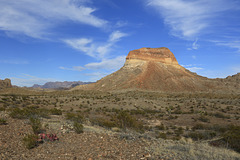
[73,47,239,93]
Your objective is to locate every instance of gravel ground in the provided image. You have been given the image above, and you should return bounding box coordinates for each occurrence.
[1,116,240,160]
[0,117,152,160]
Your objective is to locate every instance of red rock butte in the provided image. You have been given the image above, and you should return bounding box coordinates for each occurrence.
[126,47,178,65]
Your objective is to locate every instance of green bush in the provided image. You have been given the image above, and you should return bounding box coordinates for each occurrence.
[192,124,206,130]
[157,132,167,139]
[198,116,210,123]
[9,107,49,119]
[29,117,42,134]
[23,134,38,149]
[116,111,144,132]
[73,121,83,134]
[187,131,216,141]
[65,112,84,123]
[93,117,117,129]
[0,118,7,125]
[156,124,165,130]
[49,108,62,115]
[223,125,240,153]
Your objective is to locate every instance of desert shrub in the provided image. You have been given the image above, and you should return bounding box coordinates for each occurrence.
[73,121,83,134]
[223,125,240,152]
[213,112,229,119]
[157,132,167,139]
[22,134,38,149]
[116,111,144,132]
[198,116,210,123]
[49,108,62,115]
[187,132,204,141]
[192,124,206,130]
[9,107,49,119]
[0,118,7,125]
[187,131,216,141]
[175,127,184,135]
[155,124,165,130]
[93,117,117,129]
[29,117,42,134]
[210,124,228,133]
[65,112,84,123]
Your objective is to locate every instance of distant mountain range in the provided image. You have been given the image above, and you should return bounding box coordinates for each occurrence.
[31,81,92,89]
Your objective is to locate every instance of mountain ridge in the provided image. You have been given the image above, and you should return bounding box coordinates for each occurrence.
[31,81,92,89]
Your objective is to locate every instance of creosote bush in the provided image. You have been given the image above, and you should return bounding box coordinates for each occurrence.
[9,107,49,119]
[65,112,84,123]
[116,111,144,132]
[0,118,7,125]
[92,117,117,129]
[223,125,240,153]
[49,108,62,115]
[22,134,38,149]
[29,117,42,134]
[73,121,83,134]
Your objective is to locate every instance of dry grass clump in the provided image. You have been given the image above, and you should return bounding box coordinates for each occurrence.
[148,138,240,160]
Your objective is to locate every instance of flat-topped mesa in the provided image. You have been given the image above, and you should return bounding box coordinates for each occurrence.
[126,47,178,65]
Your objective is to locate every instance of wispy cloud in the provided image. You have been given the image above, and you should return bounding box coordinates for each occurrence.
[0,59,28,64]
[147,0,236,39]
[63,30,128,59]
[59,66,85,72]
[187,39,199,50]
[85,56,126,70]
[10,74,57,87]
[182,64,203,72]
[62,31,127,80]
[186,67,203,72]
[0,0,107,38]
[60,56,125,73]
[211,40,240,53]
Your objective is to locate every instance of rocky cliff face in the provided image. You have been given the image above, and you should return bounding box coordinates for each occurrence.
[73,47,239,93]
[126,47,178,65]
[0,78,12,89]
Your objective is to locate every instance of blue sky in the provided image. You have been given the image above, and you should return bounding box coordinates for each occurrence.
[0,0,240,87]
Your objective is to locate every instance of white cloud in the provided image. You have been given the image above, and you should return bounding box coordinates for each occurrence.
[63,38,95,57]
[0,0,107,38]
[10,74,57,87]
[212,40,240,53]
[147,0,235,39]
[59,66,85,71]
[63,30,128,59]
[109,30,128,42]
[188,39,200,50]
[186,67,203,72]
[85,56,126,70]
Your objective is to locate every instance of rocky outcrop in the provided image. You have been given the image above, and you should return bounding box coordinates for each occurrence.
[73,47,239,93]
[0,78,12,89]
[126,47,178,65]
